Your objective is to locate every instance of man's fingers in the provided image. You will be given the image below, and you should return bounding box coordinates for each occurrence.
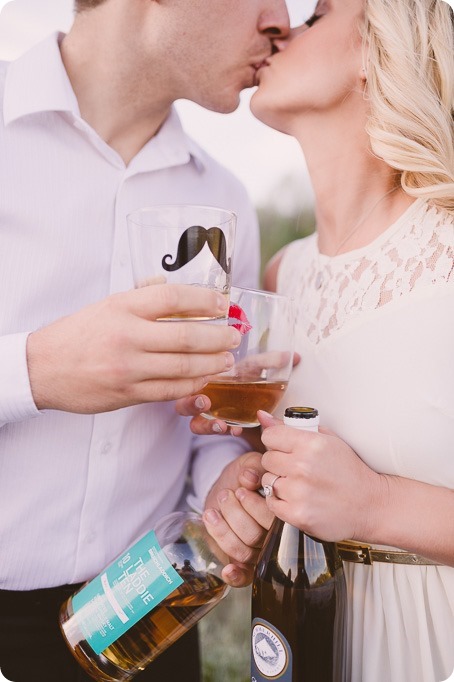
[138,351,235,380]
[127,283,230,320]
[131,317,241,354]
[235,487,274,530]
[222,562,254,587]
[203,501,261,566]
[130,377,214,403]
[175,394,210,417]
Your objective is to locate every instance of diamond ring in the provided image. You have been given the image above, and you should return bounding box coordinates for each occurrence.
[263,474,281,498]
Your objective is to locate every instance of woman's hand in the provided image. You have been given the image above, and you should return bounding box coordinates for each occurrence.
[202,451,275,587]
[258,411,386,543]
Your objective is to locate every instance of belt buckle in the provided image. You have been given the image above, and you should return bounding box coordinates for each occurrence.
[338,541,373,565]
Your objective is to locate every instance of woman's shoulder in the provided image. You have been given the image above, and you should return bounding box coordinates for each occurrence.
[390,200,454,288]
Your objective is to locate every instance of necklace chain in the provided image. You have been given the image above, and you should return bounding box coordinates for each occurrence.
[332,186,399,257]
[315,186,399,290]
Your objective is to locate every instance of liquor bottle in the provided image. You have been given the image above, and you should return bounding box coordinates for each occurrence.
[251,407,347,682]
[59,511,230,681]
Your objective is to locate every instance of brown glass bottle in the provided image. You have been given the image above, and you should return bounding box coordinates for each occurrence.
[251,407,347,682]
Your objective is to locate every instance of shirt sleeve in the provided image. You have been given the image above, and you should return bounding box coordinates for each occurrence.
[0,332,41,427]
[187,434,252,513]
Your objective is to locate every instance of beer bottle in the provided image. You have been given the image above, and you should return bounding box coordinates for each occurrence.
[60,511,230,681]
[251,407,347,682]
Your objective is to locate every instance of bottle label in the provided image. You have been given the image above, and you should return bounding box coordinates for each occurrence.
[251,618,293,681]
[71,531,183,655]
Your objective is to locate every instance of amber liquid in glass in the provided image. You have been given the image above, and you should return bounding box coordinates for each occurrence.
[202,379,288,426]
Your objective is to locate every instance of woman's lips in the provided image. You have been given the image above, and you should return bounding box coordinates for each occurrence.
[253,59,270,85]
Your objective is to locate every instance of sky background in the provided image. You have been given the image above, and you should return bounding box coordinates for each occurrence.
[0,0,317,210]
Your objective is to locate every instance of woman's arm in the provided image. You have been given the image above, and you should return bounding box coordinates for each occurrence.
[259,412,454,567]
[262,245,287,293]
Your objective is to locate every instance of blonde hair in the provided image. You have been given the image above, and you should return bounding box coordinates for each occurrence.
[363,0,454,213]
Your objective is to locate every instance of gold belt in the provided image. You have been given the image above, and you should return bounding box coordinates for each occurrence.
[337,540,440,566]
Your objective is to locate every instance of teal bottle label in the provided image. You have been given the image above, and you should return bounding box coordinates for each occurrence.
[251,617,293,681]
[72,531,183,655]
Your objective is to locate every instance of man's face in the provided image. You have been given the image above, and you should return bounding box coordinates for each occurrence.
[147,0,290,113]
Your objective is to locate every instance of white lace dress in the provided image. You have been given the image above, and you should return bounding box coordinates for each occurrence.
[276,199,454,682]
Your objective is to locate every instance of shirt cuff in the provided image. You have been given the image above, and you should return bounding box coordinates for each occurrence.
[187,435,250,513]
[0,332,41,426]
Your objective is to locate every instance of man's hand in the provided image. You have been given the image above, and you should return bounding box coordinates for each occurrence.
[202,451,274,587]
[27,284,241,413]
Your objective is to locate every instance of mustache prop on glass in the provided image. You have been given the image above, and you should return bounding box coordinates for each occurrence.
[162,225,232,275]
[127,205,237,321]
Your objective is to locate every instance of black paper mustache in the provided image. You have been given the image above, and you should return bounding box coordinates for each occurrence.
[162,225,231,274]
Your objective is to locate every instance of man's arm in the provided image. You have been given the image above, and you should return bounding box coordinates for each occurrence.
[0,284,240,424]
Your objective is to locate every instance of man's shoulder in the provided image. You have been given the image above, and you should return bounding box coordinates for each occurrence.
[0,60,8,89]
[0,61,9,124]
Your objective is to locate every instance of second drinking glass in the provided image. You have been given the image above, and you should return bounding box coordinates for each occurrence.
[201,287,295,428]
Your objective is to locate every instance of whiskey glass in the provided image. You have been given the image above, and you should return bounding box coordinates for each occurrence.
[201,287,295,427]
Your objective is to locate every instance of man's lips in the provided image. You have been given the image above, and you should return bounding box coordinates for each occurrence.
[252,58,271,85]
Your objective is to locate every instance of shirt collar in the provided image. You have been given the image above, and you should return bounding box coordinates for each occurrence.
[3,32,206,173]
[3,32,80,125]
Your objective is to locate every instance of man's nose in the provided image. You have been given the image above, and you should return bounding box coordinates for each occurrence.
[259,0,291,39]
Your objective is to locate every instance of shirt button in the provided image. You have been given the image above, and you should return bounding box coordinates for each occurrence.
[101,441,112,454]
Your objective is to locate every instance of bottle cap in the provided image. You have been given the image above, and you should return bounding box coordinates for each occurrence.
[284,406,319,431]
[284,407,318,419]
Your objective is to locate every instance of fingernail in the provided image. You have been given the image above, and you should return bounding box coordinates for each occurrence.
[243,469,260,485]
[204,508,220,525]
[212,423,224,434]
[257,410,274,419]
[225,567,240,583]
[218,489,229,504]
[195,396,206,410]
[225,352,235,369]
[235,487,246,502]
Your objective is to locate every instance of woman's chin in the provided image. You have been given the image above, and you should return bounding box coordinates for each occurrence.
[250,90,273,123]
[250,93,287,133]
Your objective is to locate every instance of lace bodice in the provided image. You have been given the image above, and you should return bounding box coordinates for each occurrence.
[278,199,454,344]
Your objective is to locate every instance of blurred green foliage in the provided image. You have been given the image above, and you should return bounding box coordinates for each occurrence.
[201,586,251,682]
[258,205,316,284]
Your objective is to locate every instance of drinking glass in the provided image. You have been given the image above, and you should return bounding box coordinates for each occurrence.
[127,205,236,320]
[201,287,295,427]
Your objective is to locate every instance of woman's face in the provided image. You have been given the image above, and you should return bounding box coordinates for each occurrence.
[251,0,366,133]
